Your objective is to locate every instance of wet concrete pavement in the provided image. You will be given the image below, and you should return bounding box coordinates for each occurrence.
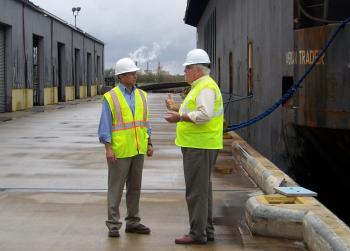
[0,93,307,250]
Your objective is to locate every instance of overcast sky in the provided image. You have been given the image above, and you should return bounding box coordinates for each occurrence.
[31,0,196,74]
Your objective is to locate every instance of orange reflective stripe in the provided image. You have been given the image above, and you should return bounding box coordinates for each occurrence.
[112,120,147,125]
[112,121,149,131]
[134,121,149,127]
[133,121,139,150]
[137,89,147,121]
[107,91,117,123]
[110,88,124,124]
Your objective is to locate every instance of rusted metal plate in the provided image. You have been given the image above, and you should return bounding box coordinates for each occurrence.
[285,23,350,129]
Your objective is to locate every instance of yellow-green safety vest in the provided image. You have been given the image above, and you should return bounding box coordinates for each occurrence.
[176,75,223,149]
[104,86,149,158]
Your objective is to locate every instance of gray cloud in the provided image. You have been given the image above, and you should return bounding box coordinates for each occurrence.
[31,0,196,74]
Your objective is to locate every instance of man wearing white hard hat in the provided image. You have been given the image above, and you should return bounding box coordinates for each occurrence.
[98,57,153,237]
[165,49,223,244]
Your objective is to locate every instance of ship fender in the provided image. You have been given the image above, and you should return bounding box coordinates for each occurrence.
[245,196,306,240]
[304,212,350,251]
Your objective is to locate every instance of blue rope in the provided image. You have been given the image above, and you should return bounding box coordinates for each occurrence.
[224,17,350,132]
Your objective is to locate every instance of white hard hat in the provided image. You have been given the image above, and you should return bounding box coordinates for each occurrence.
[115,57,140,75]
[183,49,211,66]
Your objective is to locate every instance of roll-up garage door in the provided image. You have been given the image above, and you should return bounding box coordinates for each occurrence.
[0,27,5,113]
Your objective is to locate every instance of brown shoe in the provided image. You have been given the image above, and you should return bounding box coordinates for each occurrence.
[108,228,120,237]
[175,235,207,245]
[125,223,151,234]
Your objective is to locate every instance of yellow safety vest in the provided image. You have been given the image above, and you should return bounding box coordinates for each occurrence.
[176,75,223,149]
[104,86,149,158]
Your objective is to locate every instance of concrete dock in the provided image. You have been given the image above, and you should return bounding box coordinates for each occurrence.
[0,93,309,251]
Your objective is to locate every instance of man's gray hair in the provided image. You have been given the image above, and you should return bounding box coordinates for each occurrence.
[194,64,211,75]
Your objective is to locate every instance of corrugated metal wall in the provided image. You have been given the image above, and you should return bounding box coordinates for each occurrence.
[194,0,294,168]
[0,26,5,113]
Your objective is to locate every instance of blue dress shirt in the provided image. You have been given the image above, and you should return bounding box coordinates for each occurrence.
[98,83,152,144]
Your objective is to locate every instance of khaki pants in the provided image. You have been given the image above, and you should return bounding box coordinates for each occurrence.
[105,154,144,230]
[181,147,219,242]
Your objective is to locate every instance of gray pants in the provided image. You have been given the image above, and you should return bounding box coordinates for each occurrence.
[181,147,219,242]
[105,154,144,230]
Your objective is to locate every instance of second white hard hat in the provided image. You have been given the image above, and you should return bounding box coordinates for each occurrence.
[183,49,211,66]
[115,57,140,75]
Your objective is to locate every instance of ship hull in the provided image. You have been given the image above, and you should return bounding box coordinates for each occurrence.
[283,23,350,225]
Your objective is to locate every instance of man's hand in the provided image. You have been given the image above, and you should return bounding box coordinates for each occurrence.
[165,94,179,111]
[164,110,181,123]
[147,144,154,157]
[105,146,116,164]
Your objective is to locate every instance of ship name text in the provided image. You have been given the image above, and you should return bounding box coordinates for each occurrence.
[286,50,325,65]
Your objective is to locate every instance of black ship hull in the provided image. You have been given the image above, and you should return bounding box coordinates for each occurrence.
[283,23,350,225]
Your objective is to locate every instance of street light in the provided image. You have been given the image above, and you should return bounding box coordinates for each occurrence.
[72,7,81,27]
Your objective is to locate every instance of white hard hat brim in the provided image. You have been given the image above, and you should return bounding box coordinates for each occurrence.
[183,62,210,66]
[115,67,140,75]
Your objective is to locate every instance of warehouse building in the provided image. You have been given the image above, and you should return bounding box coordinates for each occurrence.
[0,0,104,112]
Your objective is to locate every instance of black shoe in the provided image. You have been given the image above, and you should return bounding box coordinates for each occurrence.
[207,236,214,241]
[125,223,151,234]
[108,228,120,237]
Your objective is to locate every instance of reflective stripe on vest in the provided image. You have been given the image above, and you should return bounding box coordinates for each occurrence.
[108,88,149,131]
[104,86,149,158]
[175,75,223,149]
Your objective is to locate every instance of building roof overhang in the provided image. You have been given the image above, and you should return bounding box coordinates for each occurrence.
[183,0,209,27]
